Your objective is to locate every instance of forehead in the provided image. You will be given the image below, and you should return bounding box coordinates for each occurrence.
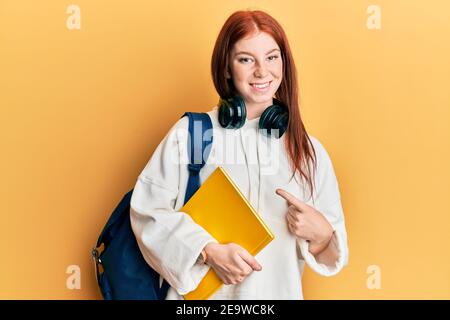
[232,32,279,54]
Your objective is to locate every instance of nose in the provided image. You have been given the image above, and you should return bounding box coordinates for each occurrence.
[254,61,268,78]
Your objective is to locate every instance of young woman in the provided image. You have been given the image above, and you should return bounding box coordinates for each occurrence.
[130,10,348,300]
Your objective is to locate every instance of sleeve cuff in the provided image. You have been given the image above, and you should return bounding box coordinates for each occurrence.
[297,230,347,277]
[163,235,218,295]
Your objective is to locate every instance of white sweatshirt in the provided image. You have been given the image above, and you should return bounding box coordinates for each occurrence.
[130,107,349,300]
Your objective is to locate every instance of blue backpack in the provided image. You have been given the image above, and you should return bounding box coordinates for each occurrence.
[92,112,213,300]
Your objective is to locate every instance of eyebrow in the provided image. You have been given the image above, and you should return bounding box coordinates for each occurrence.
[234,48,280,57]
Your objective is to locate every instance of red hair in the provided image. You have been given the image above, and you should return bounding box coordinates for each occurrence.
[211,10,317,200]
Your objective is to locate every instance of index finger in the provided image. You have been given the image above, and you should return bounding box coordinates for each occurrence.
[276,188,308,212]
[237,250,262,271]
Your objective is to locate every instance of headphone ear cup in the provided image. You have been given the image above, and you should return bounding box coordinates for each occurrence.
[233,96,247,129]
[259,104,289,138]
[218,98,234,128]
[218,96,247,129]
[271,111,288,138]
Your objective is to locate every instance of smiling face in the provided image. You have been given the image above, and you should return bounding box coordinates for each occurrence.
[228,32,283,117]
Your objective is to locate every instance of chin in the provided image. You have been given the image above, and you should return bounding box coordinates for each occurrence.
[249,93,277,104]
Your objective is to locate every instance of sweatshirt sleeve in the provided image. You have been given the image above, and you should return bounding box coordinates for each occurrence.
[129,117,218,295]
[297,136,349,277]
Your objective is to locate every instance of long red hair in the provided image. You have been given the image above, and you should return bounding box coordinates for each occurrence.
[211,10,317,200]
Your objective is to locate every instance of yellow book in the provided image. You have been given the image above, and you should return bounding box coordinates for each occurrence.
[181,166,275,300]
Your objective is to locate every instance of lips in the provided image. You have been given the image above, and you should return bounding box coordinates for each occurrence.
[250,81,272,91]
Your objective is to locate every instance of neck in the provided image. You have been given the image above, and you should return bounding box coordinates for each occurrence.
[246,99,274,120]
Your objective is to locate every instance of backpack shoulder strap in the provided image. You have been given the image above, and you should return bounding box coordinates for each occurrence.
[182,112,213,204]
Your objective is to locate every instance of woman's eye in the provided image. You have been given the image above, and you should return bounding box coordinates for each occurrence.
[238,57,253,63]
[267,55,279,61]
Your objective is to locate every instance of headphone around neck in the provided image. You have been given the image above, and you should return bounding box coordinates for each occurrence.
[218,96,289,138]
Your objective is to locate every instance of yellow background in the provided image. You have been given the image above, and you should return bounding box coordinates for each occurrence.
[1,0,449,299]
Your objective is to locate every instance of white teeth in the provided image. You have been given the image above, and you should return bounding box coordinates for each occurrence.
[252,82,270,89]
